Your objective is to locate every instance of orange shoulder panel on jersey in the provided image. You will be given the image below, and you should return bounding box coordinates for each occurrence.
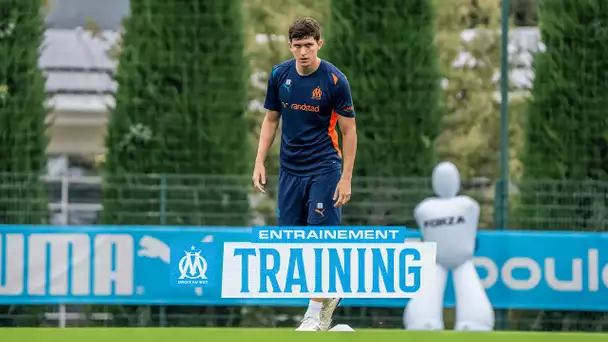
[331,73,338,85]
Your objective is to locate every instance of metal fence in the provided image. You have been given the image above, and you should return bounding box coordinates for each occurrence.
[1,173,607,331]
[40,173,608,232]
[39,173,494,228]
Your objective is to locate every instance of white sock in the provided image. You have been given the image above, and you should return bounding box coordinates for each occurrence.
[304,300,323,319]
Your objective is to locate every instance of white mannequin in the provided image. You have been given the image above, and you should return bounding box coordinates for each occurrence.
[404,162,494,331]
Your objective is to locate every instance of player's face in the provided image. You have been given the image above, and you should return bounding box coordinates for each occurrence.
[289,37,322,67]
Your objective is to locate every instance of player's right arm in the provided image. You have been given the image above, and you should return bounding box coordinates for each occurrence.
[253,110,280,193]
[253,67,282,193]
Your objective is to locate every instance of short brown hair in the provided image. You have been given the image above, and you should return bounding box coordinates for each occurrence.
[288,18,321,41]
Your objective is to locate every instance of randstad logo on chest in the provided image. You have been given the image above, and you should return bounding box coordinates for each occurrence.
[291,103,320,113]
[220,226,437,299]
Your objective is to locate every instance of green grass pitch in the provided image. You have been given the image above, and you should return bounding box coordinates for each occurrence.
[2,328,607,342]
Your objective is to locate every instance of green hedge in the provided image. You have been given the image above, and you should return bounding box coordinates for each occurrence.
[0,0,48,224]
[516,0,608,332]
[326,0,443,226]
[518,0,608,232]
[102,0,251,226]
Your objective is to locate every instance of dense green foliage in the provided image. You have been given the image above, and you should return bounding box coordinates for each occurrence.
[326,0,443,226]
[518,0,608,232]
[515,0,608,332]
[101,0,251,226]
[0,0,48,224]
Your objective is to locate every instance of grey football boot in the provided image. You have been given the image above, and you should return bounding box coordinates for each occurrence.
[319,298,342,330]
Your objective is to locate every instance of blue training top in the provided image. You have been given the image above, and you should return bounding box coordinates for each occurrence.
[264,58,356,176]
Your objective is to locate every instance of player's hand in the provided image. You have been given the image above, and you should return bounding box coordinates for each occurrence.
[252,161,267,193]
[333,177,352,207]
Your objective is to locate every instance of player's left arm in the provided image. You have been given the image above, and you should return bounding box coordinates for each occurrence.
[332,77,357,207]
[338,116,356,181]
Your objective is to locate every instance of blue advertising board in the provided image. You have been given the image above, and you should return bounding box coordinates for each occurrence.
[0,225,606,311]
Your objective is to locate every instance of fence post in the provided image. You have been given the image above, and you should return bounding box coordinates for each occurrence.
[497,0,511,331]
[159,174,167,327]
[58,173,69,328]
[499,0,510,231]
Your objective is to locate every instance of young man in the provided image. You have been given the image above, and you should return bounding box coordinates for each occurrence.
[252,18,357,331]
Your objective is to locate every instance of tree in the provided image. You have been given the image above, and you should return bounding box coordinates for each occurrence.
[519,0,608,232]
[101,0,250,227]
[0,0,48,225]
[0,0,49,328]
[326,0,443,227]
[516,0,608,331]
[434,0,529,230]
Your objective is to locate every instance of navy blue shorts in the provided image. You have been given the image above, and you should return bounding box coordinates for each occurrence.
[277,169,342,226]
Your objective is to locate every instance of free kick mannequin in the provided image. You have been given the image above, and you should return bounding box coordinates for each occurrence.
[404,162,494,331]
